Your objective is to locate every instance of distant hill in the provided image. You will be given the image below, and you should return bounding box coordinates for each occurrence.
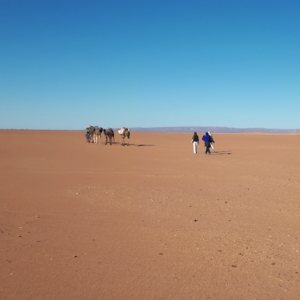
[129,126,300,133]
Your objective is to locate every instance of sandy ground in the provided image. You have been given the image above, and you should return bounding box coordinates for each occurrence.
[1,130,300,300]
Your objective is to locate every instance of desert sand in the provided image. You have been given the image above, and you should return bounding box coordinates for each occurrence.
[1,130,300,300]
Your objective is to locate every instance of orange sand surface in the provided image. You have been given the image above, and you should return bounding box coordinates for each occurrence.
[1,130,300,300]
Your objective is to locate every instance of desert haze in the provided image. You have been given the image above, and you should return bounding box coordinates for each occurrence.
[1,130,300,300]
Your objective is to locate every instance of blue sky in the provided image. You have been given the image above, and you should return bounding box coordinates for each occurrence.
[0,0,299,130]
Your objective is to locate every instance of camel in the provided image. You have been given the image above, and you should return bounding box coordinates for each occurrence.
[85,126,94,143]
[93,127,103,144]
[118,127,130,146]
[103,128,115,145]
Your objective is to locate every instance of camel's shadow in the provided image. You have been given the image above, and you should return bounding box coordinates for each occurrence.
[212,150,232,155]
[98,142,155,147]
[122,143,155,147]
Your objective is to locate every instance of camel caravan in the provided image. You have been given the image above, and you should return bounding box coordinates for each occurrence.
[85,126,130,146]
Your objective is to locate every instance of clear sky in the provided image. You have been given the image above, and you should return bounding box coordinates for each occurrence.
[0,0,299,130]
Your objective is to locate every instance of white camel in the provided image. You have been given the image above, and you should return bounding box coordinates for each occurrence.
[118,127,130,146]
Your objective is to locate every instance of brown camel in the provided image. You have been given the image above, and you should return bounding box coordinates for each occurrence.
[92,127,103,144]
[103,128,115,145]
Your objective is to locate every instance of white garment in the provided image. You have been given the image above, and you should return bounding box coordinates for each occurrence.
[193,142,198,153]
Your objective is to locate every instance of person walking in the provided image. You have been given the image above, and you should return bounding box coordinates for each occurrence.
[202,132,211,155]
[191,132,199,154]
[208,131,215,153]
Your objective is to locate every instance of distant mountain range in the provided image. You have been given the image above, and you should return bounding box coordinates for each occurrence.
[129,126,300,133]
[2,127,299,133]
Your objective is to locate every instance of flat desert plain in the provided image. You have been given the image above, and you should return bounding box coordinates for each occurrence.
[1,130,300,300]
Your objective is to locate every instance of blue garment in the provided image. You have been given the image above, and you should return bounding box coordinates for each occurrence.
[202,132,210,142]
